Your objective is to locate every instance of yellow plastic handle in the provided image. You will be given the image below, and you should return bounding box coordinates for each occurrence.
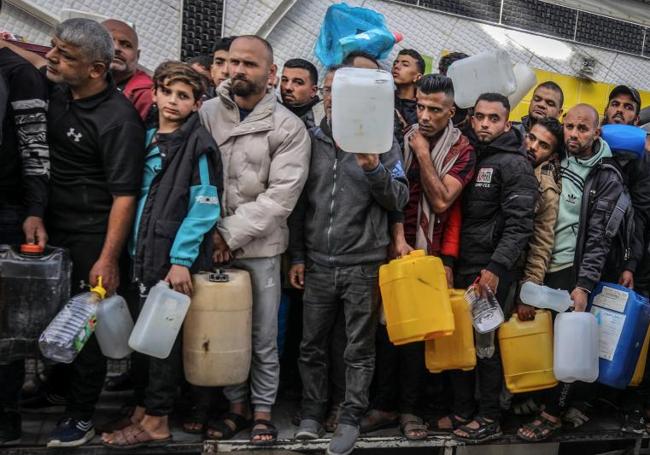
[90,276,107,300]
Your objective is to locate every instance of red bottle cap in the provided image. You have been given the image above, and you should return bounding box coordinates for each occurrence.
[20,244,44,255]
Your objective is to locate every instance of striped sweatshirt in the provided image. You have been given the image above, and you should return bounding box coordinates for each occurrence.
[0,48,49,217]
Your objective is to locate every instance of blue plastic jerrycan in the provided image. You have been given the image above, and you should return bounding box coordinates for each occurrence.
[588,282,650,389]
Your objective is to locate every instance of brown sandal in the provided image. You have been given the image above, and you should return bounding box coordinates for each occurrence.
[102,423,172,450]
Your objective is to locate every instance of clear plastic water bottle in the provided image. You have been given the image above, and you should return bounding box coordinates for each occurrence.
[465,284,504,333]
[475,330,496,359]
[465,284,504,359]
[519,281,572,312]
[39,278,106,363]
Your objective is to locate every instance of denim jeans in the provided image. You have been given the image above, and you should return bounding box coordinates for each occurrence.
[299,261,381,426]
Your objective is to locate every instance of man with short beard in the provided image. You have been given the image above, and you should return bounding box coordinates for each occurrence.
[601,85,650,298]
[517,105,626,442]
[365,74,475,440]
[0,18,145,447]
[451,93,537,444]
[289,64,408,455]
[199,35,310,444]
[102,19,152,120]
[280,58,320,129]
[512,81,564,136]
[602,84,650,433]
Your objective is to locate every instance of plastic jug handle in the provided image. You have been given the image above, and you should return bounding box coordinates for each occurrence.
[90,276,107,300]
[209,269,230,283]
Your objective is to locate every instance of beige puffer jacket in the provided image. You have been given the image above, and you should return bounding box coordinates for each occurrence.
[199,80,311,259]
[521,161,561,284]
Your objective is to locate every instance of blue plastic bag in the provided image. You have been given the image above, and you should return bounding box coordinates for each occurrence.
[315,3,398,67]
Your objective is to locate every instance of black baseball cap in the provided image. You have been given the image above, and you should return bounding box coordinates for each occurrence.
[609,85,642,114]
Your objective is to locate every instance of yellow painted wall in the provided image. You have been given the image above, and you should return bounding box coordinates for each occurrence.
[510,68,650,122]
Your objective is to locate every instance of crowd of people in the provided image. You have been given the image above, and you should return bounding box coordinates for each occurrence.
[0,14,649,455]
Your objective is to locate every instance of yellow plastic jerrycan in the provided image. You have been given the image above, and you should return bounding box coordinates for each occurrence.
[425,289,476,372]
[631,326,650,386]
[379,250,454,345]
[498,310,557,393]
[183,269,252,386]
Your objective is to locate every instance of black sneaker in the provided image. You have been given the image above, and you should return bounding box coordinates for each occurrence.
[0,411,21,445]
[47,417,95,448]
[20,393,66,413]
[621,409,646,435]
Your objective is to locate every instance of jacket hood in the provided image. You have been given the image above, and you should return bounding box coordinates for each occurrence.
[567,137,612,169]
[470,127,524,156]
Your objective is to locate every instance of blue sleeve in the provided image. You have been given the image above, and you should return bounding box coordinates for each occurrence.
[170,153,221,267]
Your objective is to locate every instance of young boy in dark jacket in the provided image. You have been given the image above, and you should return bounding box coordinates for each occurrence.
[102,61,222,449]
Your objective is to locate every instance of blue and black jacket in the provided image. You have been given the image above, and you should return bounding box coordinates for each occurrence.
[132,112,222,287]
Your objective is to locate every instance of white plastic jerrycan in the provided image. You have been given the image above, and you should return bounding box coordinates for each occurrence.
[447,50,517,109]
[554,311,599,383]
[95,294,134,359]
[129,281,191,359]
[508,63,537,108]
[332,67,394,154]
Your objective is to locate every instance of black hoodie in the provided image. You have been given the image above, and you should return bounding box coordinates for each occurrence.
[457,128,538,278]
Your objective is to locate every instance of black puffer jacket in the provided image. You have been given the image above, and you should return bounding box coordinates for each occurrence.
[616,153,650,273]
[457,128,538,278]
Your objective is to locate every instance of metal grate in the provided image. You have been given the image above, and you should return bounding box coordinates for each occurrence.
[576,11,645,55]
[418,0,501,22]
[502,0,576,40]
[181,0,226,60]
[392,0,650,59]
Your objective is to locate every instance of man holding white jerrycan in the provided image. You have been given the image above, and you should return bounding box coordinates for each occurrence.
[517,104,627,442]
[288,64,408,455]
